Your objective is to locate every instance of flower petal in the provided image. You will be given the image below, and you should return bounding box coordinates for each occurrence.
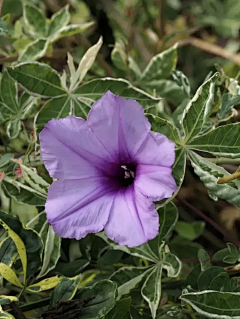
[46,178,114,239]
[133,131,176,166]
[135,164,177,200]
[87,91,151,162]
[39,116,117,179]
[104,186,159,247]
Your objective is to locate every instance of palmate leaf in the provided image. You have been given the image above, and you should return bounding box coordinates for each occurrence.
[189,151,240,206]
[183,73,219,142]
[180,291,240,319]
[97,233,159,263]
[188,123,240,158]
[36,77,160,131]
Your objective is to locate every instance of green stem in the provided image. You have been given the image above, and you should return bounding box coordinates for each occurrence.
[9,298,50,314]
[208,157,240,165]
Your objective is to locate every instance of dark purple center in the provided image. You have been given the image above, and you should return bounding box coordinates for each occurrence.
[117,163,136,187]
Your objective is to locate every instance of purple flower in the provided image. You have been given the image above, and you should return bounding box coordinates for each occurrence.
[39,91,177,247]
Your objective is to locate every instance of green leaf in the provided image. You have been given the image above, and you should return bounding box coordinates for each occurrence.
[0,309,15,319]
[6,119,21,139]
[57,22,94,39]
[188,123,240,158]
[70,37,103,91]
[55,259,89,277]
[0,72,18,114]
[97,233,159,262]
[50,274,81,307]
[0,238,17,267]
[47,5,70,40]
[0,154,14,170]
[141,45,177,84]
[173,98,190,129]
[0,218,27,284]
[19,94,38,120]
[172,148,186,187]
[0,296,18,306]
[198,266,225,291]
[111,39,128,71]
[23,4,46,38]
[141,265,162,319]
[0,211,43,276]
[181,290,240,319]
[209,272,231,292]
[74,77,160,109]
[37,225,61,278]
[162,252,182,277]
[0,263,23,288]
[0,19,8,36]
[183,73,219,142]
[189,151,240,206]
[18,38,48,62]
[217,93,239,120]
[36,95,70,132]
[145,79,187,105]
[146,114,181,144]
[198,249,211,271]
[8,62,67,98]
[2,177,46,206]
[20,164,49,195]
[186,265,201,290]
[110,267,151,298]
[172,70,191,98]
[76,280,117,319]
[104,297,131,319]
[175,221,205,240]
[27,276,62,293]
[158,202,178,243]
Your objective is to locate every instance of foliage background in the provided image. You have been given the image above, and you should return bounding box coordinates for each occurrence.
[1,0,240,318]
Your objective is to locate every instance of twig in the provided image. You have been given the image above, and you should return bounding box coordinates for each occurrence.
[156,0,164,39]
[0,0,2,17]
[178,37,240,65]
[9,302,27,319]
[76,34,117,78]
[208,157,240,165]
[178,200,225,249]
[177,196,239,248]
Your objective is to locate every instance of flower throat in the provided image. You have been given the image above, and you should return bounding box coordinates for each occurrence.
[119,163,136,187]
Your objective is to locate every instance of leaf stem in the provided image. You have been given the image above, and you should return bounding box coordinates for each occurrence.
[217,171,240,184]
[177,197,239,248]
